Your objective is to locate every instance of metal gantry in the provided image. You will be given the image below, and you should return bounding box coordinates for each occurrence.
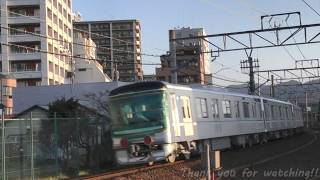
[170,11,320,96]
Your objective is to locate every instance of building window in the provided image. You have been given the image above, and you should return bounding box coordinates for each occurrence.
[78,68,86,72]
[211,99,219,118]
[222,100,232,118]
[47,8,52,19]
[48,25,52,36]
[49,62,53,72]
[196,98,208,118]
[58,3,62,13]
[243,102,250,118]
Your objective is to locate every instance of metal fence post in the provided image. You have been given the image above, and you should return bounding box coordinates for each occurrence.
[30,112,34,180]
[206,143,211,180]
[1,109,5,180]
[54,112,59,178]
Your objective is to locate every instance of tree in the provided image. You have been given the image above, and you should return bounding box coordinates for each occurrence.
[39,97,103,176]
[83,90,115,169]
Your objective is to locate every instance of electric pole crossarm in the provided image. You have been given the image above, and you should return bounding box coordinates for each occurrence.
[256,66,320,73]
[170,23,320,53]
[275,76,320,81]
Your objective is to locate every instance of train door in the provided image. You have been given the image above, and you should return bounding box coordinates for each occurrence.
[170,94,181,136]
[261,99,267,130]
[180,96,194,136]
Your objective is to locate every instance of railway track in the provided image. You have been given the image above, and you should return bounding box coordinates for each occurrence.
[78,160,187,180]
[78,130,319,180]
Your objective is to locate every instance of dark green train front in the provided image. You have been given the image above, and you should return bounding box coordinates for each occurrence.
[109,81,171,164]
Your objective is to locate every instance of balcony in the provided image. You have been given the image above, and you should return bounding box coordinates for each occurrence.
[11,71,41,79]
[9,53,41,61]
[7,0,40,6]
[8,34,41,43]
[1,97,13,108]
[8,16,40,25]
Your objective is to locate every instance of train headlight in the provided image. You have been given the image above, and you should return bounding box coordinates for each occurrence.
[144,136,153,145]
[120,137,129,148]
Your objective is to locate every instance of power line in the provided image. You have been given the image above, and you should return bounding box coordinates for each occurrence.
[175,68,247,89]
[301,0,320,17]
[0,41,161,66]
[1,9,162,58]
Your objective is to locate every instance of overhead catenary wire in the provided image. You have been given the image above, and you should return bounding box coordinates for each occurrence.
[234,0,320,96]
[1,41,161,66]
[0,8,163,58]
[301,0,320,17]
[176,68,248,90]
[0,14,248,84]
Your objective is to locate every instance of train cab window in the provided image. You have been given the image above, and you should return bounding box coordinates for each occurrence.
[196,98,208,118]
[243,102,250,118]
[211,99,219,118]
[222,100,232,118]
[234,101,240,118]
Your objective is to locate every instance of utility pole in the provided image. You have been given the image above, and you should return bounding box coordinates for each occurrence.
[271,75,275,97]
[241,57,259,95]
[169,30,177,84]
[306,91,309,128]
[248,57,255,95]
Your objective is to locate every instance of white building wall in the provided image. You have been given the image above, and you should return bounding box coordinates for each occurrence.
[73,33,111,83]
[1,0,73,87]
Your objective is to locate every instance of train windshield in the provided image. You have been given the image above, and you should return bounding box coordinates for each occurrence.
[109,90,167,132]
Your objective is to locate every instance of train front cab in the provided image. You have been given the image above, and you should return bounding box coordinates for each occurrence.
[109,82,176,165]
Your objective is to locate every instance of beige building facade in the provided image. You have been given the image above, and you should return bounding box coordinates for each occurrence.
[156,27,212,85]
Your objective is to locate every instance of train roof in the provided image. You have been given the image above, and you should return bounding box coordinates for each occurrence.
[109,81,295,106]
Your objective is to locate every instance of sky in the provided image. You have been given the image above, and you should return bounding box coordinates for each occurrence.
[73,0,320,86]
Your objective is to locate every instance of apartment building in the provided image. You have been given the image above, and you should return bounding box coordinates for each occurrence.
[74,20,143,82]
[0,0,73,87]
[156,27,212,85]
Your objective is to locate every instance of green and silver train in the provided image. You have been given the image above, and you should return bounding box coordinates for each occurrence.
[109,81,304,165]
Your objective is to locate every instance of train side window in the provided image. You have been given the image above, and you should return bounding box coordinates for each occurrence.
[252,103,257,118]
[287,107,291,120]
[279,106,282,120]
[182,106,186,118]
[196,98,208,118]
[243,102,250,118]
[211,99,219,118]
[187,105,191,118]
[271,105,275,119]
[222,100,232,118]
[234,101,240,118]
[258,102,262,118]
[264,104,269,120]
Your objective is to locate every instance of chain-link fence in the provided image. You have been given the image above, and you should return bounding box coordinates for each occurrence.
[0,114,113,180]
